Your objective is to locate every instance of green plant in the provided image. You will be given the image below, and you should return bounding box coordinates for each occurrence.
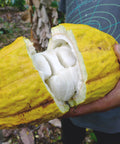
[0,0,26,11]
[0,0,11,7]
[51,0,65,24]
[90,132,97,143]
[12,0,25,11]
[51,0,58,8]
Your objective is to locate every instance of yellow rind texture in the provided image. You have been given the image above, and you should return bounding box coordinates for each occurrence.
[61,23,120,104]
[0,37,63,129]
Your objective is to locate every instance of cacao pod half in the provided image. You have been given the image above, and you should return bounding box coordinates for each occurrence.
[0,24,119,129]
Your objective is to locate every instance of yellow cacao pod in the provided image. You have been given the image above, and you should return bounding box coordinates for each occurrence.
[0,23,119,129]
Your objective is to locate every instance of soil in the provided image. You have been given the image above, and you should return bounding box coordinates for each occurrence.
[0,7,31,49]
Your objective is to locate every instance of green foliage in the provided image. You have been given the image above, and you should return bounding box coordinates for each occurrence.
[0,0,26,11]
[32,5,36,13]
[0,0,11,7]
[0,17,3,23]
[51,0,58,8]
[58,11,65,24]
[51,0,65,24]
[0,30,4,34]
[90,132,97,143]
[0,21,13,36]
[13,0,25,11]
[85,129,98,144]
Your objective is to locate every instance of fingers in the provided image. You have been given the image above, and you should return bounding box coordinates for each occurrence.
[114,44,120,62]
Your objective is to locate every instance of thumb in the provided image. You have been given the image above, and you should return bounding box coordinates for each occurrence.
[114,44,120,62]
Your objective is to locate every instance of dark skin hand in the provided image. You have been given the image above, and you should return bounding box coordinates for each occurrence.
[64,44,120,118]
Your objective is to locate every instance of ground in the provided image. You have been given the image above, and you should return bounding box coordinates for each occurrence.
[0,8,96,144]
[0,7,31,49]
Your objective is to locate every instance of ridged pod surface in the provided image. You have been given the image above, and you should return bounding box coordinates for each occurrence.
[0,23,120,128]
[60,24,120,104]
[0,37,63,129]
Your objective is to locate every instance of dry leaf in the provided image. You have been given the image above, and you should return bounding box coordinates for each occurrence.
[52,8,58,25]
[2,129,13,138]
[19,128,34,144]
[49,119,61,128]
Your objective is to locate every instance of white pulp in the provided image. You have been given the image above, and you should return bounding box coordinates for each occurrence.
[32,44,80,102]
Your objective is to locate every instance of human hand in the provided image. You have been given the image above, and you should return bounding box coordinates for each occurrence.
[63,44,120,118]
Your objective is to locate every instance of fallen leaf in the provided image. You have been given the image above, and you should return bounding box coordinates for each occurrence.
[49,119,61,128]
[19,128,34,144]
